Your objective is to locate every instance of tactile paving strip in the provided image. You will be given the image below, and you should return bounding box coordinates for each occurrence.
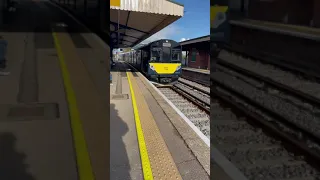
[128,72,182,180]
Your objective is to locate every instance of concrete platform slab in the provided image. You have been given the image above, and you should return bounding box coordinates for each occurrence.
[0,29,78,180]
[0,1,110,179]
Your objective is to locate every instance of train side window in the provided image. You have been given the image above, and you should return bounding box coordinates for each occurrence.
[172,49,180,62]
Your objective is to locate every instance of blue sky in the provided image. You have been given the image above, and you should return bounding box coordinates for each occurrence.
[140,0,210,44]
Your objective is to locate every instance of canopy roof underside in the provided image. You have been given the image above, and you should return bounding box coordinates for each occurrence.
[110,0,184,48]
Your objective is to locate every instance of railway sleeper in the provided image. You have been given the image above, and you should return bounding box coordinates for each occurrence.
[192,119,210,128]
[212,130,274,145]
[210,112,237,120]
[241,159,319,180]
[211,106,233,112]
[179,108,203,114]
[169,100,190,105]
[210,102,220,108]
[211,120,254,132]
[270,176,320,180]
[218,143,288,164]
[185,112,208,119]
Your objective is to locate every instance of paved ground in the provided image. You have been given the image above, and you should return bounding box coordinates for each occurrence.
[110,63,143,180]
[0,0,109,179]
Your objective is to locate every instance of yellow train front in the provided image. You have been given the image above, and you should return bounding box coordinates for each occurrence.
[126,39,182,84]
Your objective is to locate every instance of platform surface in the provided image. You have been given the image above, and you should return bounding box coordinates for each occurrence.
[0,0,109,179]
[183,67,210,75]
[110,64,143,180]
[231,19,320,41]
[110,62,210,180]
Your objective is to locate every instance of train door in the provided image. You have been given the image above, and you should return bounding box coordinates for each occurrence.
[142,50,149,73]
[131,52,134,64]
[135,51,141,69]
[133,52,135,66]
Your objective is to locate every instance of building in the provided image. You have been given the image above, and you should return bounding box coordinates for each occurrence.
[180,35,210,70]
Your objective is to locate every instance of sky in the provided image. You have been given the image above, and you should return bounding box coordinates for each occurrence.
[138,0,210,45]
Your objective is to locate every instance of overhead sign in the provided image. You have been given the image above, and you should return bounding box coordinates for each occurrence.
[110,0,121,7]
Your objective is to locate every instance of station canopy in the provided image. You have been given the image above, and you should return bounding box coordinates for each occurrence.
[180,35,210,51]
[110,0,184,49]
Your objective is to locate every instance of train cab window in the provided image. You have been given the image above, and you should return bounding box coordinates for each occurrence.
[172,49,181,62]
[151,47,161,62]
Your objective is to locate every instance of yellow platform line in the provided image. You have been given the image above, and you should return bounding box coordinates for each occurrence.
[127,72,154,180]
[52,32,95,180]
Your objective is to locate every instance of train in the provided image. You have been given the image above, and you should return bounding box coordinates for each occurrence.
[211,0,230,71]
[122,39,182,84]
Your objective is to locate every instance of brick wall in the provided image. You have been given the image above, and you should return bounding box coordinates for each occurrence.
[187,49,210,70]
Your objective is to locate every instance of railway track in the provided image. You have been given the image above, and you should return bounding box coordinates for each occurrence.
[181,70,210,87]
[218,50,320,106]
[224,44,320,80]
[211,59,320,179]
[157,78,210,139]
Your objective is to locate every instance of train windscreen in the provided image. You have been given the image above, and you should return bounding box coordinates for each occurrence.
[162,47,171,63]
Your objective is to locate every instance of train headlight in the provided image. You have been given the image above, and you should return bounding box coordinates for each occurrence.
[150,65,155,71]
[176,65,181,71]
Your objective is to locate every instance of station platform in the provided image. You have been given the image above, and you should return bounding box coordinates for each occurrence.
[0,0,109,179]
[181,67,210,86]
[231,19,320,41]
[110,62,210,180]
[182,67,210,75]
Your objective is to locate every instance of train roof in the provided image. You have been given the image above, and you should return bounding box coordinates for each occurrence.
[134,39,180,50]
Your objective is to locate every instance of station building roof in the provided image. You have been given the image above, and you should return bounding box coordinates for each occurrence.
[110,0,184,48]
[180,35,210,50]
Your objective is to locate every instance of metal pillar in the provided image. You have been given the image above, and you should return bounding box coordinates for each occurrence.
[83,0,87,15]
[99,0,107,31]
[0,0,5,26]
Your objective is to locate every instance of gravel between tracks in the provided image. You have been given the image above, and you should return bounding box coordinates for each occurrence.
[219,50,320,100]
[179,78,210,93]
[174,81,210,106]
[217,64,320,114]
[211,88,320,180]
[212,50,320,179]
[158,88,210,139]
[212,70,320,138]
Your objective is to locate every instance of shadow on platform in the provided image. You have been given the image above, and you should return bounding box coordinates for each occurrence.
[110,103,132,180]
[0,132,35,180]
[0,0,96,33]
[110,62,139,73]
[0,0,105,50]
